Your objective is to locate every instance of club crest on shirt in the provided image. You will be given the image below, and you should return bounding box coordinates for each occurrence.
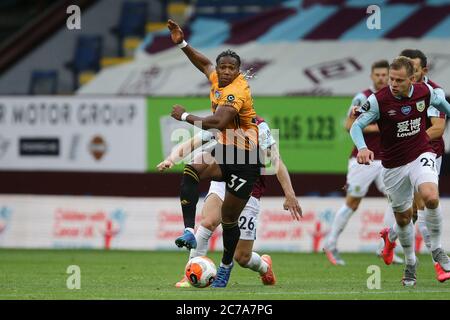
[401,106,411,115]
[214,90,221,99]
[416,100,426,112]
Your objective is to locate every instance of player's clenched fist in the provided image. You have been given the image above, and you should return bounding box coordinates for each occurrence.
[167,19,184,44]
[350,106,361,118]
[356,148,374,165]
[171,104,186,121]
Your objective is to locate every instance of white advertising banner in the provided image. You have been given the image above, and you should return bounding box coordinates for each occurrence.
[1,195,449,253]
[0,96,147,172]
[77,40,450,96]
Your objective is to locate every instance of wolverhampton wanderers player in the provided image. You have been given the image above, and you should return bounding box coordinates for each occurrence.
[167,19,261,288]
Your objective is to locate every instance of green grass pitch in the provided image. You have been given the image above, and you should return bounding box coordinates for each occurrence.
[1,249,450,300]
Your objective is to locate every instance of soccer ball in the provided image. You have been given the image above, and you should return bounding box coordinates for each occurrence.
[185,256,217,288]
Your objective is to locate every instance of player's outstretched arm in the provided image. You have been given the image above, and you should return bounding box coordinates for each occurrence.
[167,19,214,79]
[171,104,237,130]
[156,135,203,172]
[268,144,302,220]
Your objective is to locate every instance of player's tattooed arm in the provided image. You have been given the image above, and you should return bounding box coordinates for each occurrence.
[167,19,214,78]
[171,104,237,130]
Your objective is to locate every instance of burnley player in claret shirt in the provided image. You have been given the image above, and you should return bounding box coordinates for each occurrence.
[350,56,450,287]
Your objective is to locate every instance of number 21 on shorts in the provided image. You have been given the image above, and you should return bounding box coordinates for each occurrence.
[420,157,436,172]
[228,174,247,192]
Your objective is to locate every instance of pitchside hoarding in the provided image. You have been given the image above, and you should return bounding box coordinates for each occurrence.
[147,96,354,173]
[0,96,353,173]
[0,195,447,253]
[0,96,147,172]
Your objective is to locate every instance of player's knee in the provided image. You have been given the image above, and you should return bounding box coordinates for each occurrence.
[234,251,251,267]
[345,197,361,211]
[420,191,439,209]
[395,213,411,227]
[424,198,439,210]
[201,217,219,230]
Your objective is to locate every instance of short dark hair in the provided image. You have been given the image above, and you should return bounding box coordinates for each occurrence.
[216,49,241,68]
[399,49,427,68]
[390,56,414,76]
[371,60,389,72]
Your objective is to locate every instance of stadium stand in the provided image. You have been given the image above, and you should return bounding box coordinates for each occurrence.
[65,35,103,89]
[28,69,58,95]
[111,1,148,57]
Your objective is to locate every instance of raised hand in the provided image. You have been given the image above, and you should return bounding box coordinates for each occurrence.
[167,19,184,44]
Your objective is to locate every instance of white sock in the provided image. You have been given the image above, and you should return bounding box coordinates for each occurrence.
[417,209,431,251]
[425,206,442,252]
[189,225,213,259]
[383,206,396,227]
[244,252,268,275]
[388,222,399,242]
[326,205,354,250]
[397,221,416,265]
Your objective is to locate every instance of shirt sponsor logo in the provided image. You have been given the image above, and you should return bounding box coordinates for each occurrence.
[19,138,59,156]
[397,118,421,138]
[227,94,235,102]
[416,100,426,112]
[401,106,412,115]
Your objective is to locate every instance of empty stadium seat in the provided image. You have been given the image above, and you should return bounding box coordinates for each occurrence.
[29,70,58,95]
[112,1,148,56]
[66,35,103,89]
